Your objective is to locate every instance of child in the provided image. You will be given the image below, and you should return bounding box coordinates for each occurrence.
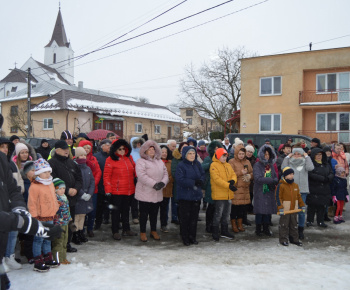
[276,167,305,246]
[210,148,237,241]
[28,158,59,272]
[73,147,95,244]
[332,167,349,224]
[52,178,73,265]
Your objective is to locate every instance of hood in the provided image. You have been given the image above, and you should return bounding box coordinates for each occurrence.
[110,139,132,161]
[78,140,93,157]
[257,144,276,165]
[181,145,198,162]
[131,137,145,149]
[187,137,197,148]
[172,148,182,160]
[310,147,327,165]
[140,140,161,160]
[208,141,223,158]
[0,137,15,160]
[160,145,172,160]
[233,144,246,160]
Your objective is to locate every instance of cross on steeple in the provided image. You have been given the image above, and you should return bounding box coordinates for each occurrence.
[14,62,17,68]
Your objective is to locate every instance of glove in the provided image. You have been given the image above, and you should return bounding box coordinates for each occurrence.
[346,196,349,202]
[12,207,31,218]
[105,193,111,197]
[81,193,91,201]
[40,222,63,241]
[332,196,337,204]
[242,174,251,182]
[279,209,284,215]
[301,206,306,213]
[228,180,235,186]
[153,182,165,191]
[194,180,204,187]
[229,184,237,192]
[68,220,77,232]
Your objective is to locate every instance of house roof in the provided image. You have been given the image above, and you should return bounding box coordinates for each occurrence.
[31,89,186,123]
[32,59,70,85]
[0,68,38,84]
[45,9,70,48]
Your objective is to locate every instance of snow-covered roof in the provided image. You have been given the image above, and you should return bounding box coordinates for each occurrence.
[31,89,186,124]
[0,79,136,103]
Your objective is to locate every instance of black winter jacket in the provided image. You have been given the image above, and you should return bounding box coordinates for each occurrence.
[94,150,109,194]
[48,153,83,206]
[307,148,334,206]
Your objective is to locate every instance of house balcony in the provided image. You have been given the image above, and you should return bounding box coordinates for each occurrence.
[298,130,350,144]
[299,90,350,108]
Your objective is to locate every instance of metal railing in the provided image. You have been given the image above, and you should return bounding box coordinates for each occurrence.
[298,130,350,144]
[299,89,350,104]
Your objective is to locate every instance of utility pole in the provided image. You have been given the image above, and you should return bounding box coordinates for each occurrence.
[27,68,31,138]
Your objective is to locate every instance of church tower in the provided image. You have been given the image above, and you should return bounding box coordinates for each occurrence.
[44,8,74,84]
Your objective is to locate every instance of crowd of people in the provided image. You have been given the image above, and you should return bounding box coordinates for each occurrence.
[1,126,349,288]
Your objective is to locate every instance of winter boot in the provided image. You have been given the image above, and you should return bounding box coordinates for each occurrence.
[122,230,137,236]
[150,231,160,240]
[231,219,239,233]
[333,216,341,224]
[212,226,220,242]
[255,224,263,236]
[44,252,60,268]
[237,219,245,232]
[324,213,331,222]
[220,225,234,240]
[4,254,22,270]
[263,223,272,236]
[79,230,88,243]
[242,212,252,226]
[72,232,82,245]
[339,216,345,223]
[33,255,50,272]
[298,227,305,240]
[140,233,147,242]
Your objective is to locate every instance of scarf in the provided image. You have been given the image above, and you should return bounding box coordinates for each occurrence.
[35,175,53,185]
[289,157,306,171]
[76,158,87,165]
[263,167,272,194]
[162,159,168,163]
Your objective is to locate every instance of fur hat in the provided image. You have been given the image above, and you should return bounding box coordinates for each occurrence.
[245,145,254,153]
[75,147,86,158]
[216,148,228,159]
[15,143,28,156]
[233,137,244,148]
[34,158,52,175]
[282,167,294,177]
[21,161,35,179]
[53,178,66,190]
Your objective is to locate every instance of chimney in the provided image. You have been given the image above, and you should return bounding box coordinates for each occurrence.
[78,81,83,92]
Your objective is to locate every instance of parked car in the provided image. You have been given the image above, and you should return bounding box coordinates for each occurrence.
[25,138,58,150]
[226,133,312,149]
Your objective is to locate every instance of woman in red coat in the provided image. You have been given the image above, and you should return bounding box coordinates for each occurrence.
[103,139,137,240]
[78,139,102,237]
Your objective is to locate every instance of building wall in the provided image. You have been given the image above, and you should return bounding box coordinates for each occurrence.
[180,108,216,132]
[240,47,350,135]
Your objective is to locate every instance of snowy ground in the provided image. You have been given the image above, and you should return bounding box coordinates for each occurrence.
[8,207,350,290]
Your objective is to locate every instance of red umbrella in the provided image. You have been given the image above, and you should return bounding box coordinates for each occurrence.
[87,129,120,140]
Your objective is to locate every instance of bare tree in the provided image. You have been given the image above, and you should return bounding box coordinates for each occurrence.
[7,104,29,137]
[179,46,254,128]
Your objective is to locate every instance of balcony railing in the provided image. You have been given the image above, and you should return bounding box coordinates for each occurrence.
[298,130,350,144]
[299,89,350,104]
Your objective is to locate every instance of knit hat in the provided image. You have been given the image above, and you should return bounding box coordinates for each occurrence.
[292,148,305,155]
[311,138,320,145]
[178,142,188,152]
[21,161,35,179]
[53,178,66,190]
[75,147,86,158]
[41,139,48,145]
[10,135,20,142]
[34,158,52,175]
[335,167,346,177]
[198,140,206,147]
[265,138,271,143]
[234,137,244,148]
[245,145,254,153]
[282,167,294,177]
[60,130,73,140]
[15,143,28,156]
[216,148,228,159]
[55,140,69,150]
[247,139,253,145]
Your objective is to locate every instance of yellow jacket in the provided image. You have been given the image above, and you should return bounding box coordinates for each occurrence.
[210,155,237,200]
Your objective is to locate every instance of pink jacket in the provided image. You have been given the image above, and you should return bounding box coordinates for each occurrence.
[135,140,169,203]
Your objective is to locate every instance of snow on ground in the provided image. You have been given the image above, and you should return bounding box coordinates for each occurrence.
[8,209,350,290]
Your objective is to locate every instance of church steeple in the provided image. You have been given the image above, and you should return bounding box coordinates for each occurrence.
[45,9,70,48]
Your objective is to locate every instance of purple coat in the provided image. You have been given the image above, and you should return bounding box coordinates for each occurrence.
[135,140,169,203]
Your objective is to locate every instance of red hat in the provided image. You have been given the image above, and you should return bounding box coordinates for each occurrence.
[247,139,253,144]
[216,148,228,159]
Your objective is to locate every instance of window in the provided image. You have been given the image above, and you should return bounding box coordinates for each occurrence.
[43,118,53,130]
[174,126,180,134]
[11,86,17,92]
[260,76,282,96]
[186,109,193,116]
[317,112,349,131]
[115,123,122,131]
[317,73,337,92]
[10,106,18,116]
[186,118,192,125]
[94,123,101,130]
[201,119,204,125]
[135,123,142,133]
[10,126,18,133]
[259,114,281,133]
[107,123,114,131]
[53,53,56,64]
[154,125,161,134]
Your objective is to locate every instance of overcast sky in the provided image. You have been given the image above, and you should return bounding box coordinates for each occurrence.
[1,0,349,106]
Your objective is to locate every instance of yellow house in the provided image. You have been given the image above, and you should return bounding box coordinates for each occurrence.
[240,46,350,144]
